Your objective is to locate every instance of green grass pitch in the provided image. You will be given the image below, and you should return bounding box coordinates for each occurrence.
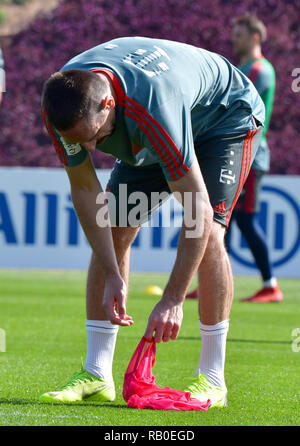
[0,269,299,426]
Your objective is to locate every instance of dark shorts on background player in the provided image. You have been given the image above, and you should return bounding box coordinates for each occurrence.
[106,125,263,228]
[234,167,264,214]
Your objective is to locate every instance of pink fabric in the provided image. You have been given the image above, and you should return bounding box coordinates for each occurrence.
[123,337,211,411]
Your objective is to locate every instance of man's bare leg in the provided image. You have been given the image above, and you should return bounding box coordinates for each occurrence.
[86,226,139,320]
[198,221,233,324]
[84,226,139,380]
[195,221,233,390]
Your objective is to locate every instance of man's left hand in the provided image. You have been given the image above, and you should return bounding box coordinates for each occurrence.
[144,298,183,343]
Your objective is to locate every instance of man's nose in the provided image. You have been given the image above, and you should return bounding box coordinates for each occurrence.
[83,140,97,152]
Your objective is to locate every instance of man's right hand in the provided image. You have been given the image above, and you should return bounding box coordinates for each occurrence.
[102,274,133,326]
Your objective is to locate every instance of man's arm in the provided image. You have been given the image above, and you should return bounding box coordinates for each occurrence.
[65,155,132,326]
[144,159,213,342]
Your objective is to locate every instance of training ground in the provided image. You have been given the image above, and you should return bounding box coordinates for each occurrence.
[0,270,299,426]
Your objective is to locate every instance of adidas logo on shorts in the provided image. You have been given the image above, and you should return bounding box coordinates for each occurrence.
[213,201,227,215]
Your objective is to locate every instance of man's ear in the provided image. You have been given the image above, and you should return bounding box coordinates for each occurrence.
[107,96,116,109]
[253,32,261,45]
[101,95,108,109]
[101,95,115,110]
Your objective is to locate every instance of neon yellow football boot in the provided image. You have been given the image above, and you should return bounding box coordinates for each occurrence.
[39,368,115,403]
[184,372,227,408]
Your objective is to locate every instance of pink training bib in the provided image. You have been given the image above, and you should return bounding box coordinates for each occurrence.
[123,337,211,411]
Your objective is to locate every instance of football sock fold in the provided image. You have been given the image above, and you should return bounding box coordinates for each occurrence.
[84,320,119,381]
[195,319,229,390]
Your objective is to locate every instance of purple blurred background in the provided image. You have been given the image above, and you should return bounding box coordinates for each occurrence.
[0,0,299,173]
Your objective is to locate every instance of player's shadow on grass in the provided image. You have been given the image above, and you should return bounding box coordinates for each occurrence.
[179,337,291,345]
[0,398,129,408]
[0,398,34,406]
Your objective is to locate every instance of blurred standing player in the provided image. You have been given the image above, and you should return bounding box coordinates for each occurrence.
[187,14,283,303]
[0,46,5,105]
[230,14,282,302]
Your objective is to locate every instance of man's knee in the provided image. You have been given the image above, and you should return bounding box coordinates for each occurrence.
[111,226,140,257]
[200,221,226,267]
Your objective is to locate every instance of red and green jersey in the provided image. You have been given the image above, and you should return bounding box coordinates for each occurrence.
[42,37,265,182]
[238,56,275,171]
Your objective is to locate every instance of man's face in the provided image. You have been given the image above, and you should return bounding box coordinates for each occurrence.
[231,24,254,57]
[59,99,116,152]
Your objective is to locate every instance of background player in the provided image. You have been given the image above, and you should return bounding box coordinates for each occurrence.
[39,37,264,407]
[230,13,282,302]
[187,14,282,303]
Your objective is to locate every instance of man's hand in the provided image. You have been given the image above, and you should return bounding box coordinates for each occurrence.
[144,297,183,343]
[103,274,133,326]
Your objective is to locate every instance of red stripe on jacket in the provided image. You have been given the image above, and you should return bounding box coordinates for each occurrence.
[124,109,178,181]
[123,101,185,179]
[124,96,189,173]
[91,68,189,180]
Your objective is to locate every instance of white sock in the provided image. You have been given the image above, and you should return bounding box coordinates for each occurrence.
[195,319,229,390]
[263,277,277,288]
[84,320,119,381]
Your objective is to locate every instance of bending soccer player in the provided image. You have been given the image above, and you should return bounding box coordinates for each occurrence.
[186,14,283,303]
[40,37,264,407]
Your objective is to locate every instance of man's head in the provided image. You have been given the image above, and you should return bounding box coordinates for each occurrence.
[231,13,267,58]
[42,69,116,152]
